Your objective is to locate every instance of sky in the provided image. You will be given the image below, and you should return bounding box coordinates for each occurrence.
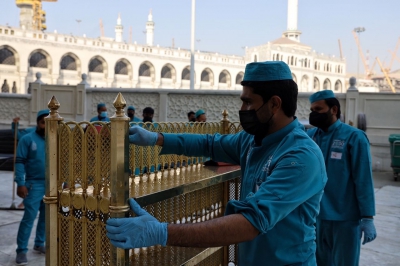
[1,0,399,75]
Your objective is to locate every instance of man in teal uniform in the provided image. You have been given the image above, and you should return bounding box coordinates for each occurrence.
[14,109,49,265]
[90,102,110,122]
[127,106,141,122]
[106,61,327,265]
[187,111,196,122]
[195,109,207,122]
[307,90,376,266]
[11,117,35,140]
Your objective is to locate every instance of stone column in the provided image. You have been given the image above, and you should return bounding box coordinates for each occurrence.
[158,92,169,122]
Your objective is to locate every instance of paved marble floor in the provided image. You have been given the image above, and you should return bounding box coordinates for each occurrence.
[0,171,399,266]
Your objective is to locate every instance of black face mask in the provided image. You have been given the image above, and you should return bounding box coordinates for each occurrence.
[143,117,153,123]
[127,113,134,118]
[239,102,274,136]
[190,118,196,122]
[309,109,332,128]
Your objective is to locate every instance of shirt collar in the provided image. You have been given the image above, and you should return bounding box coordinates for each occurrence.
[257,117,299,147]
[327,119,341,132]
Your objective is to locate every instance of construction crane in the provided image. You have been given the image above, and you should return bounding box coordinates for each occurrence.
[391,50,400,63]
[16,0,57,31]
[376,57,396,93]
[352,29,372,78]
[385,37,400,72]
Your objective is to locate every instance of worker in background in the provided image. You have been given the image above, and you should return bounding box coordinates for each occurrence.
[187,111,196,122]
[142,107,155,123]
[127,106,141,122]
[11,117,36,209]
[12,117,36,141]
[307,90,376,266]
[195,109,207,122]
[107,61,327,265]
[14,109,49,265]
[90,103,110,122]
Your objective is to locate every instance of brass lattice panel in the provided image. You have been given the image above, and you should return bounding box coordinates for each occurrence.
[55,118,242,266]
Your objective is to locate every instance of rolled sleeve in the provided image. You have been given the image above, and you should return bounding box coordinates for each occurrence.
[226,147,326,234]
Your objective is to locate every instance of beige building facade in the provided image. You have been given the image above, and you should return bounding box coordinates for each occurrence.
[0,0,345,94]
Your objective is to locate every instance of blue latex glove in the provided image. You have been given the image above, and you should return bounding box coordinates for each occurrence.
[106,198,168,249]
[129,125,158,146]
[360,218,377,245]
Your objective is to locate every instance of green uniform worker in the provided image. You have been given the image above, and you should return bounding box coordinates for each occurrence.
[106,61,327,265]
[307,90,376,266]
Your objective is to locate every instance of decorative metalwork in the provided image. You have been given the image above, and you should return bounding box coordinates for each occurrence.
[46,93,243,266]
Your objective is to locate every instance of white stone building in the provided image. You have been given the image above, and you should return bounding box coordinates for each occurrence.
[0,0,345,94]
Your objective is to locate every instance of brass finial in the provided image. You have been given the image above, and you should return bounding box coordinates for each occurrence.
[113,92,126,117]
[47,95,61,118]
[222,109,229,121]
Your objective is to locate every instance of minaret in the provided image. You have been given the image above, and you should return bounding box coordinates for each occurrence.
[115,13,123,42]
[283,0,301,42]
[16,1,34,30]
[146,9,155,46]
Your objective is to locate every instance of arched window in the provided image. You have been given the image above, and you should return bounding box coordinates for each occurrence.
[236,72,244,84]
[314,77,320,91]
[301,75,309,91]
[201,70,210,82]
[115,61,128,75]
[323,79,331,90]
[89,58,104,73]
[182,67,190,80]
[219,71,229,83]
[0,48,15,65]
[139,64,150,76]
[161,65,172,79]
[334,80,342,91]
[60,55,77,70]
[29,52,47,68]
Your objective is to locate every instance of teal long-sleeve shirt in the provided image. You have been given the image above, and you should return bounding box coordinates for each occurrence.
[90,116,110,122]
[11,122,36,140]
[15,130,46,187]
[160,118,327,265]
[307,120,375,220]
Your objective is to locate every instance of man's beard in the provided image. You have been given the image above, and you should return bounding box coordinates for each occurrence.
[36,127,45,137]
